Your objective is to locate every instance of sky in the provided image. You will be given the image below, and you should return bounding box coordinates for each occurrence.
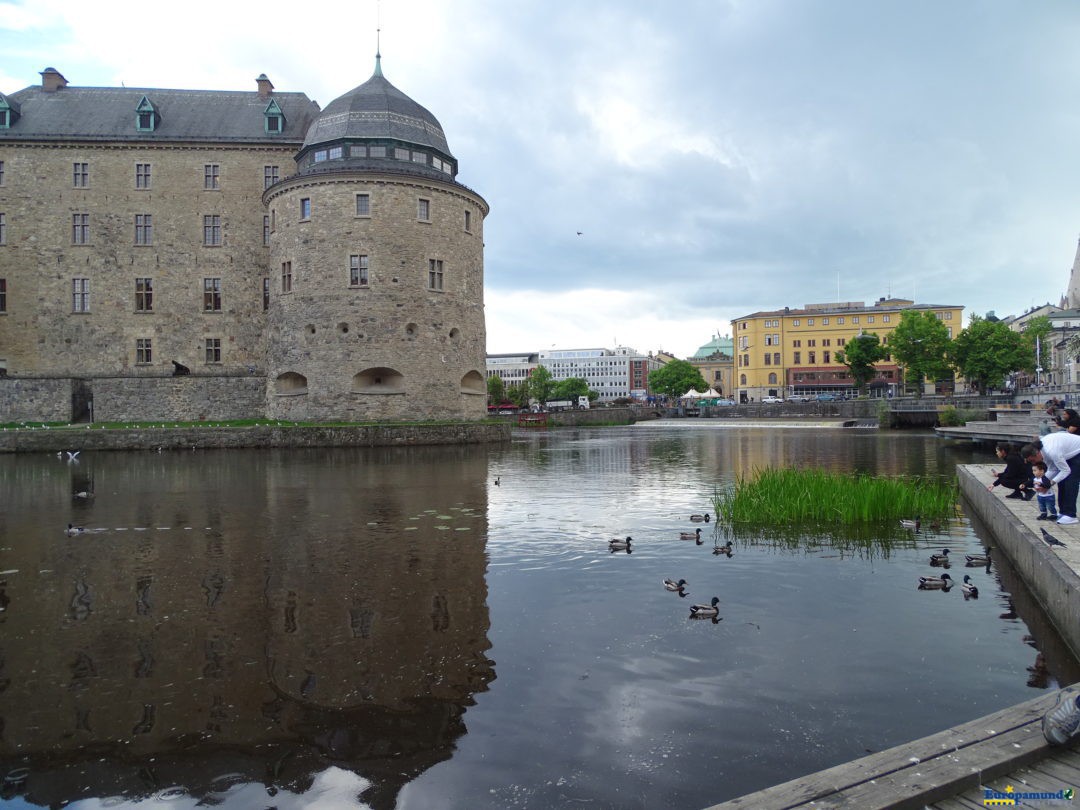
[3,0,1080,359]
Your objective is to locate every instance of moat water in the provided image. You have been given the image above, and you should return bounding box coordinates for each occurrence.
[0,423,1076,809]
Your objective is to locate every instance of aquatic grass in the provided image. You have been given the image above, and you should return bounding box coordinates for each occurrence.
[712,467,956,534]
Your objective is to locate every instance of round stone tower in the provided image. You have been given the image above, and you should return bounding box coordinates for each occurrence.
[263,55,489,421]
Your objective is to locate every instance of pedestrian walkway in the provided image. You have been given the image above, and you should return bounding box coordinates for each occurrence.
[704,464,1080,810]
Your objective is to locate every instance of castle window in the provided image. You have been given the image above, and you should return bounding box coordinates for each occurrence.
[313,150,327,163]
[428,259,444,291]
[72,278,90,312]
[262,277,270,311]
[204,164,220,190]
[356,194,370,217]
[0,278,6,312]
[263,215,270,246]
[369,145,386,158]
[72,162,88,188]
[135,163,151,188]
[281,261,292,293]
[136,338,152,364]
[135,214,152,245]
[0,110,8,128]
[205,338,221,363]
[464,210,471,232]
[203,277,222,312]
[135,278,153,312]
[395,148,410,161]
[411,151,427,163]
[0,161,4,185]
[417,199,430,221]
[263,99,284,133]
[72,214,89,245]
[264,165,279,189]
[328,146,343,160]
[135,96,157,131]
[0,213,5,245]
[349,254,369,287]
[350,145,366,158]
[203,215,221,246]
[300,198,311,220]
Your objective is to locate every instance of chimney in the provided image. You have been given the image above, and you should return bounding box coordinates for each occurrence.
[40,67,68,92]
[256,74,274,98]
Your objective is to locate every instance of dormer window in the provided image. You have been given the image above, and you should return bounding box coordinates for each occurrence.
[264,99,284,134]
[135,96,157,132]
[0,94,19,129]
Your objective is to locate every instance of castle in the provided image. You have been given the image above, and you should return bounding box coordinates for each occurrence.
[0,58,489,423]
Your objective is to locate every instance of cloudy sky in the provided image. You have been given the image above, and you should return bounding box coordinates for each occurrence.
[3,0,1080,359]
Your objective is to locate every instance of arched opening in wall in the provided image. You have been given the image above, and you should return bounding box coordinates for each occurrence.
[460,370,485,394]
[353,367,405,394]
[449,327,461,343]
[275,372,308,396]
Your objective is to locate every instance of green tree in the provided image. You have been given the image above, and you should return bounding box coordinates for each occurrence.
[888,311,952,396]
[506,381,531,408]
[948,315,1030,394]
[528,365,556,404]
[553,377,591,401]
[648,359,708,400]
[835,332,886,394]
[486,374,505,405]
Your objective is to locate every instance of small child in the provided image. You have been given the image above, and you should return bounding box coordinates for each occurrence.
[1032,461,1059,521]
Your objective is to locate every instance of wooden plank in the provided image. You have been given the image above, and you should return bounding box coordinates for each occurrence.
[705,693,1057,810]
[983,765,1067,793]
[927,796,983,810]
[1030,750,1080,785]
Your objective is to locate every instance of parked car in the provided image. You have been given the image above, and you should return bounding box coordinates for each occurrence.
[788,395,812,402]
[816,393,840,402]
[715,398,737,406]
[762,396,784,404]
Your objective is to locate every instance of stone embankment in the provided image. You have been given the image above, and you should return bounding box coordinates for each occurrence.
[0,422,510,453]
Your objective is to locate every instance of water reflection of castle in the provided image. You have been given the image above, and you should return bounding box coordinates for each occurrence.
[0,447,495,808]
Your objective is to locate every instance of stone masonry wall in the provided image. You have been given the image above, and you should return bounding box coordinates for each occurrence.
[92,375,265,422]
[0,140,297,376]
[0,378,74,422]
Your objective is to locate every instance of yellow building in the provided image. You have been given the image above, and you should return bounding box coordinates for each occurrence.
[731,297,964,402]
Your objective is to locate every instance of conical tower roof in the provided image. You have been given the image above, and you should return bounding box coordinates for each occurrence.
[1067,234,1080,309]
[301,56,451,156]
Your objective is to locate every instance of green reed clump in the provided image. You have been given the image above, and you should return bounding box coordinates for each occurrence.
[712,467,956,528]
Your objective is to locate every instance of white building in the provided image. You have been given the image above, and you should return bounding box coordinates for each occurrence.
[485,353,539,388]
[538,347,662,402]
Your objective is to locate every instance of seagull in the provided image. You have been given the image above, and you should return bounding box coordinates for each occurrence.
[576,231,582,236]
[66,450,80,461]
[1041,528,1067,548]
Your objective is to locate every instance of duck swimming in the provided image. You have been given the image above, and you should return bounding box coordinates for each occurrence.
[608,536,632,551]
[689,513,710,523]
[965,551,991,566]
[900,516,922,530]
[65,523,85,536]
[713,540,733,557]
[918,573,953,590]
[929,548,950,565]
[663,578,688,592]
[679,527,703,541]
[961,575,979,598]
[689,596,721,619]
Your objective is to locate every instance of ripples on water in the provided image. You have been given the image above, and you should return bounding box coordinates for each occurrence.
[0,424,1075,809]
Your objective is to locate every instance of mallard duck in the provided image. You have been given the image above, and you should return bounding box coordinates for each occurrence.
[961,575,979,598]
[689,596,720,619]
[679,527,703,541]
[609,536,632,551]
[929,548,950,565]
[918,572,952,590]
[965,550,991,566]
[690,513,710,523]
[494,476,500,486]
[65,523,85,536]
[713,540,733,557]
[900,516,921,530]
[663,578,687,592]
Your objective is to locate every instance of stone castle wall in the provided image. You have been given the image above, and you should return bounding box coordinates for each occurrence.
[0,140,297,377]
[264,170,488,422]
[0,378,74,422]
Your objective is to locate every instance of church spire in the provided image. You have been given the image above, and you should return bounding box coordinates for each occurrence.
[1067,234,1080,309]
[374,28,383,78]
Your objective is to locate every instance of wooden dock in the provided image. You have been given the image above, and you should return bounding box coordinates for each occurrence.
[706,464,1080,809]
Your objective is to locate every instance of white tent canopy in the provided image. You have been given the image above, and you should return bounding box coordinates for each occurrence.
[681,389,704,399]
[702,388,722,397]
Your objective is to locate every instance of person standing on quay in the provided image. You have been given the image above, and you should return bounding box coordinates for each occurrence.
[1022,431,1080,525]
[987,443,1032,499]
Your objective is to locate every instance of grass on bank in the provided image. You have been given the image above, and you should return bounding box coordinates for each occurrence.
[711,467,957,532]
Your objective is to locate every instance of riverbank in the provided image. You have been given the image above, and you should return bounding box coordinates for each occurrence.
[0,421,511,452]
[706,463,1080,809]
